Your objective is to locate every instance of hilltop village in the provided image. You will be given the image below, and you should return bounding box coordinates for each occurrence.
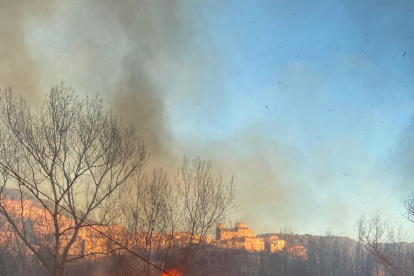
[0,199,307,260]
[215,222,307,259]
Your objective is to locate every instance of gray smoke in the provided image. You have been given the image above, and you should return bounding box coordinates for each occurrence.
[0,0,201,165]
[0,0,55,103]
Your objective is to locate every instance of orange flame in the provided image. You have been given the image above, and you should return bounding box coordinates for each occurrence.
[159,268,181,276]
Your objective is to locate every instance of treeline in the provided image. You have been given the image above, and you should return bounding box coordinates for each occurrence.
[1,230,407,276]
[198,234,408,276]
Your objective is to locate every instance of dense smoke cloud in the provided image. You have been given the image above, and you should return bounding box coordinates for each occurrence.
[101,0,183,161]
[0,0,55,103]
[0,0,197,164]
[2,0,414,238]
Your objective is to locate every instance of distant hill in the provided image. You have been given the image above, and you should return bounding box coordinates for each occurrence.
[258,233,359,248]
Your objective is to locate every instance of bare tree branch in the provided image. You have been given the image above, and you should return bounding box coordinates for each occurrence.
[0,84,147,276]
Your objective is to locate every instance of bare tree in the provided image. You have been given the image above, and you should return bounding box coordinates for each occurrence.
[116,168,176,276]
[357,190,414,276]
[0,84,147,276]
[403,191,414,224]
[112,157,237,276]
[175,157,236,275]
[0,202,49,276]
[357,214,412,276]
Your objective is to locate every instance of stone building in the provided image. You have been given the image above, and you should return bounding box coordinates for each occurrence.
[263,235,286,253]
[216,222,254,240]
[244,236,265,252]
[216,222,275,253]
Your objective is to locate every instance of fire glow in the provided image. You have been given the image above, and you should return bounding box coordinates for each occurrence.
[159,268,181,276]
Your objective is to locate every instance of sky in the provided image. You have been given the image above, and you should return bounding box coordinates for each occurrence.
[1,0,414,239]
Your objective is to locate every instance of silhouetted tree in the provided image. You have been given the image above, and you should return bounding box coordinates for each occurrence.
[0,84,147,276]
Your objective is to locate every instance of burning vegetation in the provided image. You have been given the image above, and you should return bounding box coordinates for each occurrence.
[159,268,182,276]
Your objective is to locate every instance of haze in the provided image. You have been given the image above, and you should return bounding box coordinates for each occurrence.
[1,0,414,239]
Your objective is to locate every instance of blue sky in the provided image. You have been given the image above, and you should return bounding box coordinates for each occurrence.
[2,0,414,238]
[170,0,414,237]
